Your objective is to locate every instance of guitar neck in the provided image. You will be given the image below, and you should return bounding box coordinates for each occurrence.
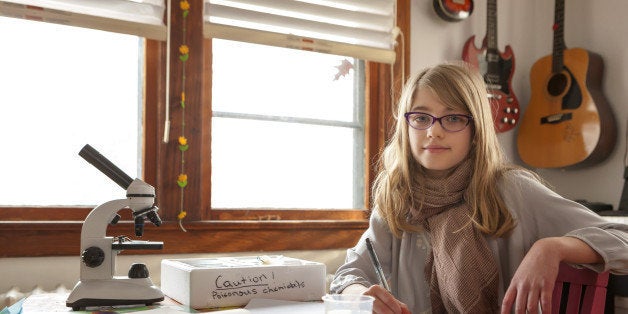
[552,0,566,73]
[486,0,497,51]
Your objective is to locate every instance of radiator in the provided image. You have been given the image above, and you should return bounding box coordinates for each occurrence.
[1,285,70,308]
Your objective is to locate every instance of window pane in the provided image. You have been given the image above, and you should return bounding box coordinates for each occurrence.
[212,118,357,208]
[211,39,364,209]
[212,39,356,122]
[0,17,141,206]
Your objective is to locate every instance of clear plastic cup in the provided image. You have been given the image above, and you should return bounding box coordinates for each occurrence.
[322,294,375,314]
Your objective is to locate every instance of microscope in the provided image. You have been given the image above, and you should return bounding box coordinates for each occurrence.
[66,144,164,311]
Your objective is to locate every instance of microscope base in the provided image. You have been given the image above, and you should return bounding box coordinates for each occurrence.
[66,277,164,311]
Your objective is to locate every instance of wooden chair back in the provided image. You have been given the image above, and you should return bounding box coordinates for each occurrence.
[552,262,610,314]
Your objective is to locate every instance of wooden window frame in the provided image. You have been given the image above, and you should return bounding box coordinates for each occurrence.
[0,0,409,258]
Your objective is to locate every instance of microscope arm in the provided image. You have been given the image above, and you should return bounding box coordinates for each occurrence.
[81,199,130,240]
[80,179,158,241]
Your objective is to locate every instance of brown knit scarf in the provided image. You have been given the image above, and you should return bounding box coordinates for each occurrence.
[407,159,499,313]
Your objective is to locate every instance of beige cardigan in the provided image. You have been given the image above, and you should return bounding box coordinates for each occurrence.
[330,170,628,314]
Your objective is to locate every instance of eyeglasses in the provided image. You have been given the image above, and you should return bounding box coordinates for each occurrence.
[404,112,473,132]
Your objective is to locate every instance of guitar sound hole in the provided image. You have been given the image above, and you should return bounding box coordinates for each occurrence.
[547,73,568,96]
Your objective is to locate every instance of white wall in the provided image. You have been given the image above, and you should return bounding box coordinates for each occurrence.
[412,0,628,207]
[0,250,347,294]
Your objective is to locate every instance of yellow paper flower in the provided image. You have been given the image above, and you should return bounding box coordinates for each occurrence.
[180,0,190,11]
[177,173,188,187]
[181,91,185,102]
[178,174,187,183]
[177,211,187,220]
[178,136,189,152]
[179,45,189,55]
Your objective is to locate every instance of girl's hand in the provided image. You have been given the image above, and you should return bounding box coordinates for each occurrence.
[501,237,603,314]
[342,284,411,314]
[364,285,412,314]
[501,238,560,313]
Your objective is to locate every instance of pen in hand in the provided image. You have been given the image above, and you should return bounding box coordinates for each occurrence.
[365,237,391,291]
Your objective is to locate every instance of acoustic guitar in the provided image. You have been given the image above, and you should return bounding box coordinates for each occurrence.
[462,0,519,133]
[433,0,473,22]
[516,0,616,168]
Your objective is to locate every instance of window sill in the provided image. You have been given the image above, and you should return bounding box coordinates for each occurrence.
[0,220,368,257]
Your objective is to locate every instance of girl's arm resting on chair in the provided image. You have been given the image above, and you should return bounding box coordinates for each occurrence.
[501,236,603,314]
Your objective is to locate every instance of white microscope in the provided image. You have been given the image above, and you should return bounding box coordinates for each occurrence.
[66,144,164,311]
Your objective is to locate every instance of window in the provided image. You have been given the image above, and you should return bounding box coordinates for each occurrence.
[1,1,408,257]
[211,39,365,209]
[0,17,142,207]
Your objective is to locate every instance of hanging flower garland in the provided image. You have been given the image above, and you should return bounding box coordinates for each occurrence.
[176,0,190,232]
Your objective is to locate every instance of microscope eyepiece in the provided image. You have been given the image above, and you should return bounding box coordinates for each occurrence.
[79,144,133,190]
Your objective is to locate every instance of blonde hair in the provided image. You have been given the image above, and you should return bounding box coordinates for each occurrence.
[372,61,520,238]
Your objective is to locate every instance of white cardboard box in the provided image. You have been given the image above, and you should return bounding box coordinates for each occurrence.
[160,255,326,309]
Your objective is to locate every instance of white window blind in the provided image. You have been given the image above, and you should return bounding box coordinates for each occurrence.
[203,0,398,64]
[0,0,166,40]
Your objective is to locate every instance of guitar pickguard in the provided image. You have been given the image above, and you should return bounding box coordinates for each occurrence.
[546,67,582,110]
[483,52,513,96]
[562,67,582,110]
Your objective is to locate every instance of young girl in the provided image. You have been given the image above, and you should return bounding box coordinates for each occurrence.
[329,62,628,314]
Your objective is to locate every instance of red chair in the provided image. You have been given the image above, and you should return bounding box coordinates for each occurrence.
[552,262,610,314]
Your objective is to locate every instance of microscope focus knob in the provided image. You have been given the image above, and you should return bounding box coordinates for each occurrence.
[81,246,105,268]
[128,263,149,278]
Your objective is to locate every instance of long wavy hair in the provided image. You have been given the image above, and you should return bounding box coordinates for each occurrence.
[372,61,523,238]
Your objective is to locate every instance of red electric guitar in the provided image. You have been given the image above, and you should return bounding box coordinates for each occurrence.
[462,0,519,133]
[433,0,473,22]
